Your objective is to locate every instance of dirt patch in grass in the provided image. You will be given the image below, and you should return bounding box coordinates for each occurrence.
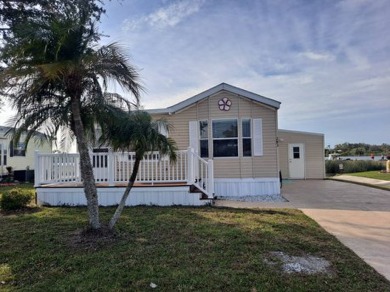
[265,251,334,276]
[67,226,121,251]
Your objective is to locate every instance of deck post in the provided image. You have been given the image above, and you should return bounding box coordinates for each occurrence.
[207,159,214,197]
[187,147,194,184]
[34,150,40,187]
[108,149,114,186]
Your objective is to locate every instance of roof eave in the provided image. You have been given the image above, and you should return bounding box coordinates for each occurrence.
[146,83,281,114]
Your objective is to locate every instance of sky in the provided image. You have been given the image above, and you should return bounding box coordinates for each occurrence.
[1,0,390,147]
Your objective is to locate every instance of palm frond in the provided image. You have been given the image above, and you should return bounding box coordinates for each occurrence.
[98,110,177,162]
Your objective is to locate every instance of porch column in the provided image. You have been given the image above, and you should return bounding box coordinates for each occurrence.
[187,147,194,184]
[34,150,40,187]
[108,149,114,186]
[207,159,214,197]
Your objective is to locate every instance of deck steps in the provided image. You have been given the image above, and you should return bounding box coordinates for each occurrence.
[189,184,212,200]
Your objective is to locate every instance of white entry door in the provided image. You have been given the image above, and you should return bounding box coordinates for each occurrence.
[288,143,305,179]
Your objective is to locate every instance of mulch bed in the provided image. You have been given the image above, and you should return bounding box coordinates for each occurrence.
[0,183,18,187]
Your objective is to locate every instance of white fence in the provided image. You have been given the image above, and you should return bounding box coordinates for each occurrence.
[35,148,214,197]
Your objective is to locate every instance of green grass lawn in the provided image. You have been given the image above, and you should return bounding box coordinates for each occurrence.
[1,206,389,291]
[347,171,390,181]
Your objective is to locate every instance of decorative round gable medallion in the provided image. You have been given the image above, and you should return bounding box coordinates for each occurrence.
[218,97,232,111]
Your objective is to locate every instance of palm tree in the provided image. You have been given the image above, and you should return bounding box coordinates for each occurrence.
[99,110,177,230]
[0,4,142,229]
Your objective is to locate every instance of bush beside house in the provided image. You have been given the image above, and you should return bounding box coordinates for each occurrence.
[0,188,34,210]
[326,160,385,174]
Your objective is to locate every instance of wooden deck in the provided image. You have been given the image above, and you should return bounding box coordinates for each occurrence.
[38,181,189,188]
[34,149,215,198]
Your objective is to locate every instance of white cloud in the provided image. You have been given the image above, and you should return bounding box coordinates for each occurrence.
[123,0,205,31]
[148,0,205,28]
[300,51,335,62]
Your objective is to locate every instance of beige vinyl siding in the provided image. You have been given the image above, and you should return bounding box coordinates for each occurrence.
[278,140,289,180]
[239,158,254,177]
[197,99,209,120]
[252,104,278,178]
[153,109,196,150]
[278,130,325,179]
[150,90,279,179]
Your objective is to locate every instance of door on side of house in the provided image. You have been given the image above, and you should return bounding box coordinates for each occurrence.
[288,143,305,179]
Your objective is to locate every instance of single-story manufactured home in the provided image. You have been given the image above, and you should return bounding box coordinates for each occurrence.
[0,126,52,181]
[35,83,325,206]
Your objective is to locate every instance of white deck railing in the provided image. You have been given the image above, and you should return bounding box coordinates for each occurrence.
[34,148,214,197]
[34,152,81,185]
[187,148,214,196]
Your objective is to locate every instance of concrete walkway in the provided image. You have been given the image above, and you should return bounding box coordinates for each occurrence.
[214,178,390,281]
[331,174,390,190]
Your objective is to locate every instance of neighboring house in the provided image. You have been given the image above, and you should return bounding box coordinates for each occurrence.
[35,83,325,206]
[0,126,52,181]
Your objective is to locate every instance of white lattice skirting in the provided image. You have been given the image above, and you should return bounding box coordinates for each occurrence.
[214,178,280,197]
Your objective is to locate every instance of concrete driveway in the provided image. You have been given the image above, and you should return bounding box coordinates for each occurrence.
[215,179,390,281]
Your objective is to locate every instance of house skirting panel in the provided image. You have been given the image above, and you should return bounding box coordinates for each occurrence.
[214,178,280,197]
[36,186,209,207]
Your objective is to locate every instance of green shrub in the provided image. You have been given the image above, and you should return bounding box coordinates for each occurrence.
[0,188,34,210]
[326,160,385,174]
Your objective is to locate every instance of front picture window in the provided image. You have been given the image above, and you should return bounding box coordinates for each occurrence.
[212,119,238,157]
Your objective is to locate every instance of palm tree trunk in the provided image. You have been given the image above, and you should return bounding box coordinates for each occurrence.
[108,158,141,230]
[71,96,101,230]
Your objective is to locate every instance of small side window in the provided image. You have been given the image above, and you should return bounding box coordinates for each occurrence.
[293,147,300,159]
[199,120,209,158]
[242,119,251,157]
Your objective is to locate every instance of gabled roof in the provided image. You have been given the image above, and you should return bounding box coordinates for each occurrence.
[0,126,47,139]
[147,83,281,114]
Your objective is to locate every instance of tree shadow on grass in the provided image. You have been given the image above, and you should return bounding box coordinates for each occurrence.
[0,206,42,216]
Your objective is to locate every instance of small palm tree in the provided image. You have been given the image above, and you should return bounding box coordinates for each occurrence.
[99,110,177,230]
[0,5,142,229]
